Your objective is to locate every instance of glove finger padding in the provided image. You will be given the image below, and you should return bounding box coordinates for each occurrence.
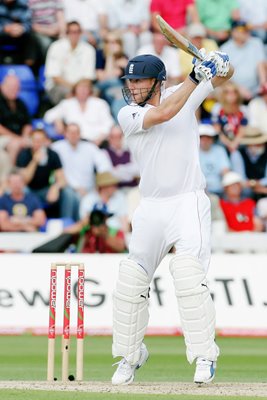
[208,51,230,77]
[194,59,217,82]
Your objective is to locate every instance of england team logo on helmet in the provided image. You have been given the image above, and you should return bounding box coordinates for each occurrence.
[129,63,134,74]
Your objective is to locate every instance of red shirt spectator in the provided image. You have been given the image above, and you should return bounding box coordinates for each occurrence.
[150,0,199,32]
[219,171,263,232]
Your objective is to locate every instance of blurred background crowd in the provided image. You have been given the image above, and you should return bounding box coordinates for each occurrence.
[0,0,267,253]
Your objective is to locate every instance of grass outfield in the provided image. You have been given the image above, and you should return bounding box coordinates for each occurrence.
[0,336,266,399]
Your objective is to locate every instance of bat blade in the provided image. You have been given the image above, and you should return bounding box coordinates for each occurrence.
[156,15,204,61]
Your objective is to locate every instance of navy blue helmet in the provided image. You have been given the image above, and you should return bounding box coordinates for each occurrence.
[122,54,167,81]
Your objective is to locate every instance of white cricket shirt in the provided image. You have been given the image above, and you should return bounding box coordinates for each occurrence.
[118,80,214,198]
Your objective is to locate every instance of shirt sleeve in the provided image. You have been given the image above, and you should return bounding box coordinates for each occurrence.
[118,105,151,138]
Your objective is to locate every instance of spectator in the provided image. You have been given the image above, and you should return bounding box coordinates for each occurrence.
[230,126,267,199]
[199,123,230,197]
[103,125,139,189]
[52,123,112,221]
[0,168,46,232]
[0,73,32,163]
[0,0,39,68]
[220,171,263,232]
[150,0,199,35]
[220,20,266,101]
[239,0,267,43]
[180,23,218,79]
[104,0,152,59]
[96,31,128,119]
[63,0,106,47]
[256,198,267,231]
[212,81,247,154]
[196,0,240,45]
[65,205,126,253]
[15,128,73,219]
[44,21,96,105]
[0,147,12,195]
[44,78,114,146]
[28,0,66,63]
[137,32,182,86]
[79,171,128,233]
[247,83,267,135]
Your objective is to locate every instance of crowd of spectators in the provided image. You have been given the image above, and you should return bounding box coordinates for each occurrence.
[0,0,267,253]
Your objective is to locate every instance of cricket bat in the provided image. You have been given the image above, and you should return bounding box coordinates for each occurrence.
[156,15,204,61]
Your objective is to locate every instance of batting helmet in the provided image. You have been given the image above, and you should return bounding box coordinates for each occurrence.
[122,54,167,81]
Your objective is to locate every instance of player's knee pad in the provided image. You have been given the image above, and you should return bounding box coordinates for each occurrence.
[170,255,219,364]
[112,259,150,365]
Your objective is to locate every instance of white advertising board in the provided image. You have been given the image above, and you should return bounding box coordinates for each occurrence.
[0,253,266,336]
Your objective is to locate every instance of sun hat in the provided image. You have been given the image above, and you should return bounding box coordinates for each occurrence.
[95,172,119,187]
[240,127,267,145]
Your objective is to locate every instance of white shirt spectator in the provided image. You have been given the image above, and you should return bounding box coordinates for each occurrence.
[63,0,105,32]
[52,139,112,191]
[45,37,96,91]
[79,189,127,230]
[44,97,114,142]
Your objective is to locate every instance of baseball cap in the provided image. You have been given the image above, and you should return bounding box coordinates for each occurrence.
[222,171,242,187]
[187,23,206,38]
[231,20,249,31]
[199,124,217,137]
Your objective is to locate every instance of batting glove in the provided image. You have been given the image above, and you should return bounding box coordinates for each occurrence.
[189,59,217,84]
[207,51,230,77]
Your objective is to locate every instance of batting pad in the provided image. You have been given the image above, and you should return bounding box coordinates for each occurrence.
[170,255,219,364]
[112,259,150,365]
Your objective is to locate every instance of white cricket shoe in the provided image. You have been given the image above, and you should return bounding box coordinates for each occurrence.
[194,358,216,384]
[112,343,149,385]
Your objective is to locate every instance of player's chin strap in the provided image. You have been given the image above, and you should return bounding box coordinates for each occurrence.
[137,79,159,107]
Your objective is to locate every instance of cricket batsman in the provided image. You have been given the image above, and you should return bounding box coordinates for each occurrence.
[111,50,233,385]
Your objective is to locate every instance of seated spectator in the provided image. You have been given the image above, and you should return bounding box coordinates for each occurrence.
[256,198,267,232]
[180,23,218,79]
[239,0,267,43]
[150,0,199,35]
[103,125,139,189]
[79,171,128,233]
[44,21,96,105]
[212,81,247,154]
[65,205,126,253]
[220,171,263,232]
[230,126,267,200]
[220,20,266,101]
[104,0,152,59]
[52,123,112,220]
[0,73,32,163]
[0,0,39,69]
[196,0,240,45]
[44,78,114,146]
[0,168,46,232]
[63,0,106,47]
[15,128,74,219]
[29,0,66,63]
[0,147,12,195]
[247,83,267,135]
[137,31,182,86]
[199,123,230,197]
[96,32,128,119]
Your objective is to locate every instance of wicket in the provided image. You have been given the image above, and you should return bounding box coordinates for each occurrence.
[47,263,85,382]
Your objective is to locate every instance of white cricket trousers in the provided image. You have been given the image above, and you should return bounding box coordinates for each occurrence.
[129,190,211,281]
